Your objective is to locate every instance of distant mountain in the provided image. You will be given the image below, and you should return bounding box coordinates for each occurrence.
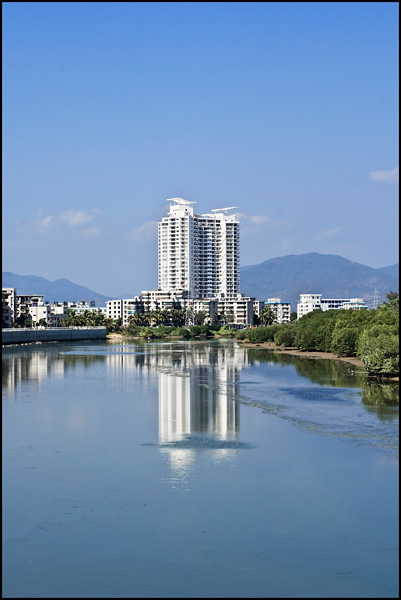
[2,272,112,305]
[240,253,399,310]
[3,254,399,311]
[375,263,399,280]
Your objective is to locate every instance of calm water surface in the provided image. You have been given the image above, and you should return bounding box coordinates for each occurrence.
[2,339,399,598]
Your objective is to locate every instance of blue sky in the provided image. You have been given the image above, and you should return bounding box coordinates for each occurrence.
[2,2,399,297]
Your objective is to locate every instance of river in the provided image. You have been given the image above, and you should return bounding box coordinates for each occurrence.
[2,339,399,598]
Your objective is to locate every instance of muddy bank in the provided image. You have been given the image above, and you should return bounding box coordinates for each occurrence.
[238,340,365,368]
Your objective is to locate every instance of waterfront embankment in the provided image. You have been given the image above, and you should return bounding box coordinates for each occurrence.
[2,326,107,345]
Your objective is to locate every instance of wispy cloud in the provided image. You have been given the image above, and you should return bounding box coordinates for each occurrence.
[236,212,269,225]
[131,220,158,239]
[37,215,54,228]
[369,166,399,183]
[59,209,97,226]
[36,209,99,231]
[314,227,342,242]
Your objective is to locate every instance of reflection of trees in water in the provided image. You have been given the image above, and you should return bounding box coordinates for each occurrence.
[63,354,107,368]
[361,381,399,422]
[246,349,366,388]
[245,347,399,422]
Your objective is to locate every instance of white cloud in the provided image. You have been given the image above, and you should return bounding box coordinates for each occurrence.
[314,227,342,242]
[83,226,102,236]
[236,212,269,224]
[369,166,399,183]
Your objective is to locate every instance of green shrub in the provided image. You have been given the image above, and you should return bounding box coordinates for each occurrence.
[357,325,399,375]
[330,325,358,357]
[274,325,296,347]
[218,326,236,336]
[200,324,212,336]
[235,329,251,340]
[294,326,316,351]
[241,325,280,343]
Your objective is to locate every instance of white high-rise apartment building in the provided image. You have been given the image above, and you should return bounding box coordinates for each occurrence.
[158,198,240,299]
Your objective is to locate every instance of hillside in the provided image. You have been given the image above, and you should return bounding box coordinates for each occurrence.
[2,272,112,305]
[240,253,399,310]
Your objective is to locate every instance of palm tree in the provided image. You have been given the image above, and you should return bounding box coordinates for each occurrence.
[153,309,166,326]
[128,312,144,326]
[260,306,276,326]
[141,312,153,327]
[159,309,170,326]
[174,308,186,326]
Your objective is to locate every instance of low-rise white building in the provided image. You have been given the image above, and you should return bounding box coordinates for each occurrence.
[28,302,68,327]
[16,294,45,321]
[105,290,255,329]
[122,298,144,327]
[253,300,265,321]
[183,294,254,328]
[68,302,107,316]
[106,299,124,322]
[297,294,368,319]
[339,298,368,310]
[297,294,322,319]
[216,294,254,328]
[141,290,185,313]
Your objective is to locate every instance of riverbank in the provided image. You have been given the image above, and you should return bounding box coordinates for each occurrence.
[107,333,364,367]
[106,334,398,380]
[238,340,399,381]
[238,340,364,367]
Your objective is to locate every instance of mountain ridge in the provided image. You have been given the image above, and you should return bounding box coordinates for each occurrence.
[2,253,399,309]
[2,272,112,305]
[239,253,399,309]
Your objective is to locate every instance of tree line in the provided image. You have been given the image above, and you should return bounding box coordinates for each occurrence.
[57,291,399,376]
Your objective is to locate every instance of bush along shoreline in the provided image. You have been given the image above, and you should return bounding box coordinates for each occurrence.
[235,293,399,378]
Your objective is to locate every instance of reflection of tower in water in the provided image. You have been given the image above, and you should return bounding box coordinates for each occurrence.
[158,344,245,474]
[2,349,65,398]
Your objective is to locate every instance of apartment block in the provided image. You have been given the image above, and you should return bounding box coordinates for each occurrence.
[266,298,291,324]
[28,302,68,327]
[16,294,45,320]
[2,288,17,327]
[158,198,240,299]
[106,299,123,322]
[216,294,254,328]
[140,290,184,313]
